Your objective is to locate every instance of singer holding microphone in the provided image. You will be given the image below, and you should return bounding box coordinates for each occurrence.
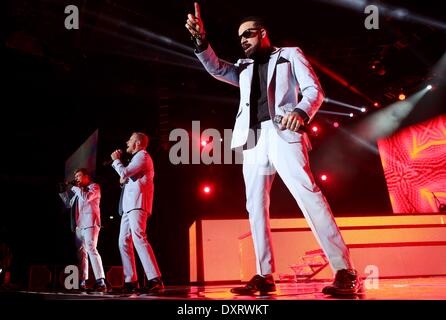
[110,132,163,293]
[186,3,361,296]
[58,168,107,292]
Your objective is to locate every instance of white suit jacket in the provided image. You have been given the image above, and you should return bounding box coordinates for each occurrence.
[196,45,325,149]
[59,182,101,229]
[112,149,154,214]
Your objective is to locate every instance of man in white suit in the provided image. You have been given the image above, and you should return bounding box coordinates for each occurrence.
[58,168,107,292]
[111,132,163,293]
[186,3,361,296]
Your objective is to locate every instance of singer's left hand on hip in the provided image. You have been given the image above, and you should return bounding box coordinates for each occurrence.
[281,112,304,132]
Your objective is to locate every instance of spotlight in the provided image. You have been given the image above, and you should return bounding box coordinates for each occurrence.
[369,59,386,76]
[201,140,207,147]
[311,125,319,133]
[201,184,213,196]
[374,102,380,108]
[321,174,328,181]
[333,122,340,128]
[426,84,433,90]
[361,107,367,113]
[398,93,406,101]
[349,113,354,118]
[318,110,357,117]
[109,216,114,220]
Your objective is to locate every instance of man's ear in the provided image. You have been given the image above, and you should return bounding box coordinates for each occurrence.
[260,28,267,39]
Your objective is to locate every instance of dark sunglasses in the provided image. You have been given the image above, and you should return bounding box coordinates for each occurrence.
[238,28,261,40]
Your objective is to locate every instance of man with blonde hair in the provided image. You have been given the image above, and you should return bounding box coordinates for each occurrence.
[111,132,163,293]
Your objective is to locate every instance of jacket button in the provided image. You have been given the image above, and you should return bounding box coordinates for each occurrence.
[246,103,249,106]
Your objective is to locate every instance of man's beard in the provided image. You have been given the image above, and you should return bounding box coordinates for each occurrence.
[244,47,255,58]
[242,42,258,58]
[244,44,270,60]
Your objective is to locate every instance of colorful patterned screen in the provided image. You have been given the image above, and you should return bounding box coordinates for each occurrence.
[377,115,446,213]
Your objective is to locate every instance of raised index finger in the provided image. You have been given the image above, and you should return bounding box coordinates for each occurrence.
[194,2,201,19]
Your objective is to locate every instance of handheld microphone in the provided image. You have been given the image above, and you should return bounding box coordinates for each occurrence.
[103,149,124,166]
[273,115,317,136]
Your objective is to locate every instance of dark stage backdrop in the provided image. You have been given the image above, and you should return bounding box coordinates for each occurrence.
[2,0,444,288]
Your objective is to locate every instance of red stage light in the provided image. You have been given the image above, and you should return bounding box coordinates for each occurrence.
[398,93,406,101]
[333,122,340,128]
[321,174,327,181]
[311,126,319,133]
[374,102,380,107]
[202,185,212,195]
[201,140,207,146]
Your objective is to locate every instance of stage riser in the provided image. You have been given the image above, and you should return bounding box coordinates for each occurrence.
[189,215,446,283]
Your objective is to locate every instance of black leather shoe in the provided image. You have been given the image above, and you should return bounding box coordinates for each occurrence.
[140,277,164,293]
[322,269,362,296]
[78,283,88,292]
[119,281,139,294]
[90,282,107,293]
[230,275,276,295]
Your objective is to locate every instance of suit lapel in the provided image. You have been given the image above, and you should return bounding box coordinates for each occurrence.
[70,196,78,232]
[239,61,254,102]
[246,61,254,87]
[267,47,282,116]
[267,47,281,89]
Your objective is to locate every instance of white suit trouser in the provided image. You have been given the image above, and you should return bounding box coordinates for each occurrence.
[242,121,353,276]
[75,226,105,280]
[119,209,161,283]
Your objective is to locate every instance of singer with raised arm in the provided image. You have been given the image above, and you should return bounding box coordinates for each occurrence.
[186,3,361,296]
[58,168,107,292]
[110,132,163,293]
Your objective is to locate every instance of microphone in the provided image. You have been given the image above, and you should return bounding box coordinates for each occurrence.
[103,149,124,166]
[273,115,317,136]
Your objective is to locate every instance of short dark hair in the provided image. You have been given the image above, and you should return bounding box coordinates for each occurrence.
[74,168,89,176]
[239,16,268,30]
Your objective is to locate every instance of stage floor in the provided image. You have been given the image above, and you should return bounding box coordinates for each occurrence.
[2,276,446,300]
